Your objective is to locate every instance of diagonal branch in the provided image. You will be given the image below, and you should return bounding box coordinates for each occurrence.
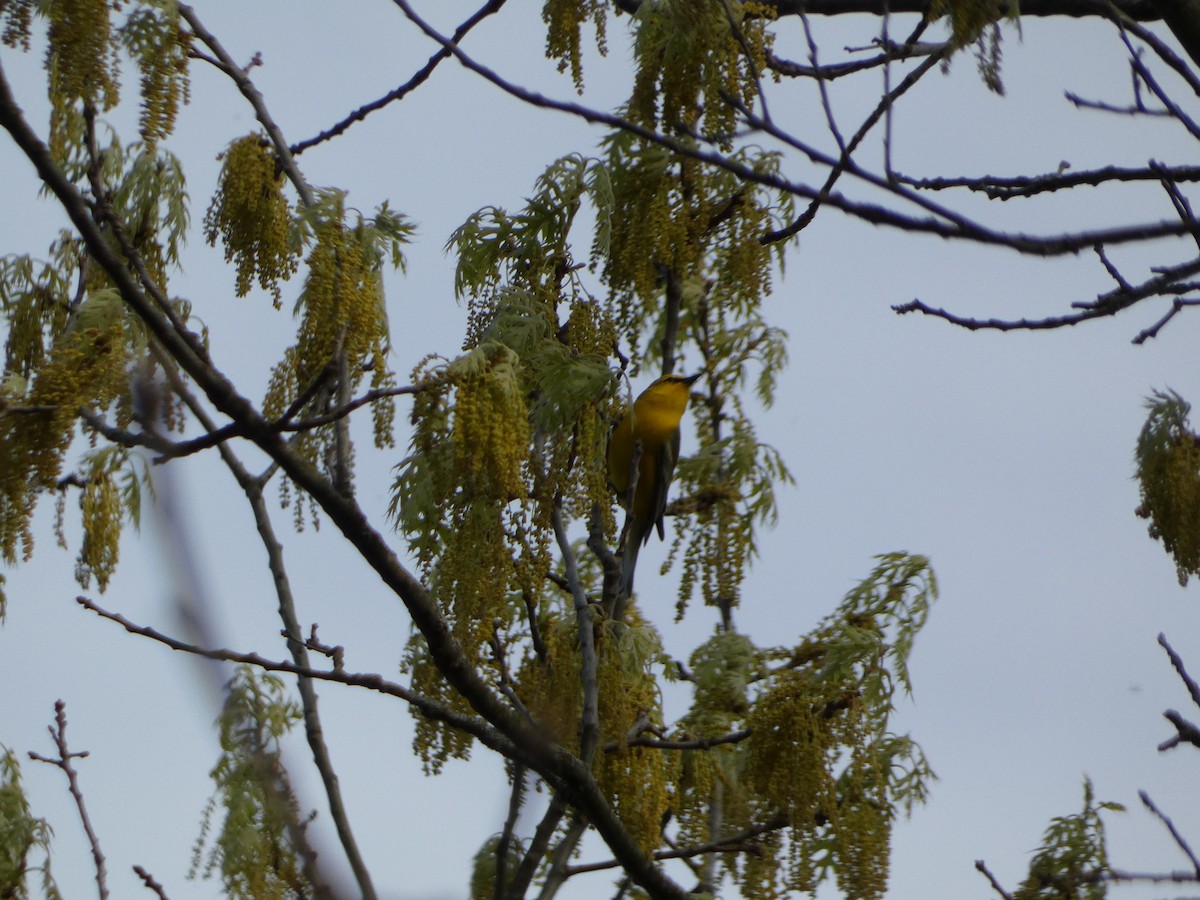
[179,4,314,207]
[1139,790,1200,876]
[77,595,542,771]
[564,812,791,876]
[894,255,1200,339]
[291,0,507,156]
[386,0,1200,257]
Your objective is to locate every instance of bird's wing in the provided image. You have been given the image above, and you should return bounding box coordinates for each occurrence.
[651,428,681,542]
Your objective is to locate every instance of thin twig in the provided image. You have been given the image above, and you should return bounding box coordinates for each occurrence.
[496,763,526,900]
[132,865,170,899]
[384,0,1200,257]
[537,815,588,900]
[602,728,752,753]
[1158,633,1200,708]
[179,5,314,206]
[75,595,540,770]
[509,793,568,900]
[551,505,600,765]
[717,0,772,125]
[974,859,1016,899]
[1139,790,1200,876]
[290,0,507,155]
[1132,298,1200,344]
[274,383,423,431]
[564,813,790,876]
[28,701,109,900]
[895,255,1200,339]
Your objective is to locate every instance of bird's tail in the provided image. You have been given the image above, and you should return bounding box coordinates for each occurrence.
[618,514,650,599]
[619,536,640,599]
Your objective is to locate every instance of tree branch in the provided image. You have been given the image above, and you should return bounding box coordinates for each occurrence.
[179,5,315,207]
[290,0,507,156]
[616,0,1165,15]
[974,859,1016,899]
[602,728,752,753]
[564,812,790,876]
[75,595,541,772]
[386,0,1200,258]
[1139,790,1200,876]
[28,701,109,900]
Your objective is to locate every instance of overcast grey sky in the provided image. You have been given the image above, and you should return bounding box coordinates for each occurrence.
[2,3,1200,899]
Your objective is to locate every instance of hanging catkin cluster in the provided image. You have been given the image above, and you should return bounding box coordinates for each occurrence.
[204,134,299,306]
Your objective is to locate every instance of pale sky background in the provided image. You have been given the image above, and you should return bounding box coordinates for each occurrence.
[2,3,1200,899]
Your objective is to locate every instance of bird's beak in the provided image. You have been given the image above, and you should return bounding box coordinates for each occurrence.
[684,372,703,385]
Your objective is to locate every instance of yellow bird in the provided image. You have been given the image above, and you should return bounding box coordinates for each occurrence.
[607,372,701,596]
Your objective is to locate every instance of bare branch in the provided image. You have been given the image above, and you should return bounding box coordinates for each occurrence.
[1158,632,1200,709]
[603,729,752,753]
[28,701,109,900]
[552,505,600,765]
[762,45,946,243]
[509,793,568,899]
[900,163,1200,200]
[766,37,944,80]
[274,383,424,432]
[291,0,507,155]
[974,859,1016,899]
[132,866,170,899]
[81,408,242,461]
[895,256,1200,339]
[1160,708,1200,750]
[564,813,790,876]
[496,762,526,900]
[385,0,1200,258]
[1132,297,1200,343]
[75,595,539,772]
[1139,791,1200,876]
[179,5,314,207]
[538,815,588,899]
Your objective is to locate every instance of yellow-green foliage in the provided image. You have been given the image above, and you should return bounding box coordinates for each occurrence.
[930,0,1016,47]
[744,666,847,892]
[0,305,127,573]
[1014,779,1122,900]
[101,141,191,292]
[516,608,673,854]
[1135,390,1200,585]
[119,2,192,148]
[542,0,608,92]
[665,556,936,900]
[449,155,621,535]
[264,197,409,502]
[0,746,60,899]
[45,0,120,161]
[672,352,791,616]
[599,136,789,345]
[190,668,310,900]
[593,614,675,853]
[0,152,177,607]
[671,632,759,854]
[1,0,33,50]
[75,458,121,591]
[395,347,545,773]
[516,609,582,747]
[204,134,299,305]
[928,0,1016,93]
[469,834,523,900]
[1,255,73,381]
[627,0,772,144]
[397,159,627,773]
